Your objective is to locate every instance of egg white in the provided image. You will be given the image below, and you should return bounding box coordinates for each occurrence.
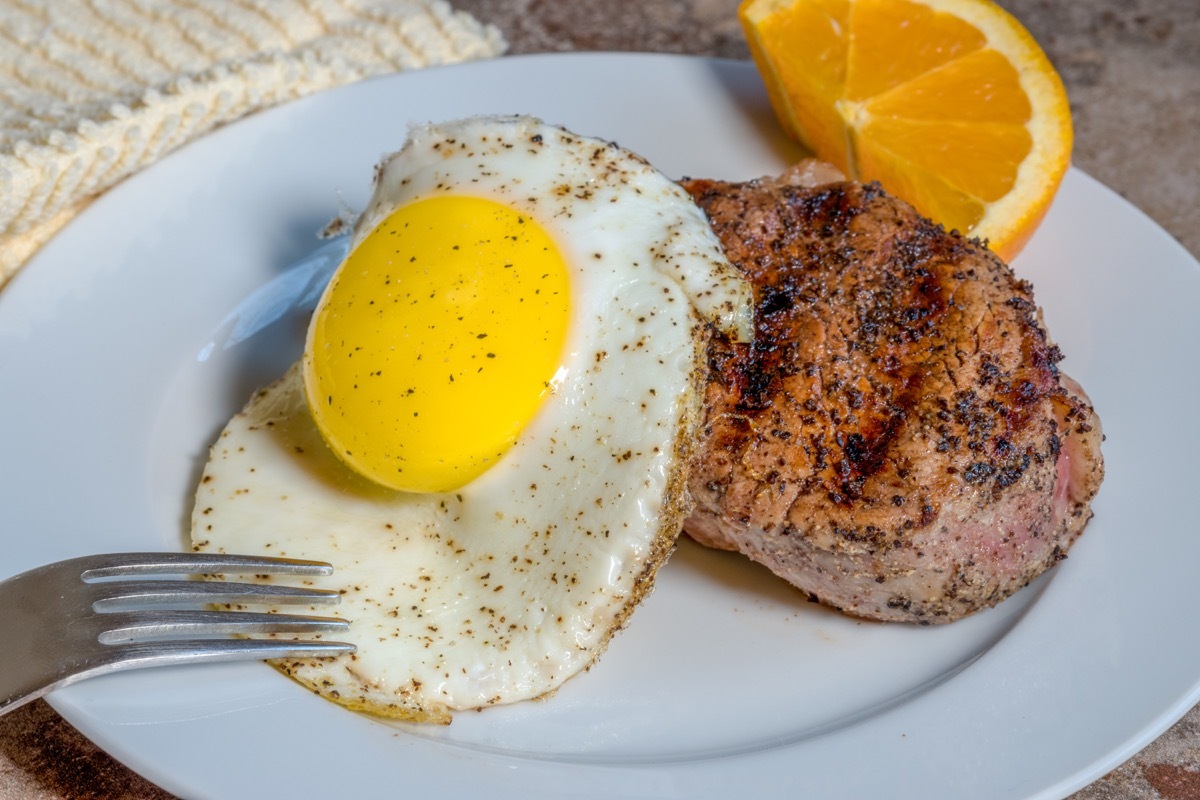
[191,116,751,723]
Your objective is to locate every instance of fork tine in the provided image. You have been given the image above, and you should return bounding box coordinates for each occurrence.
[79,552,334,580]
[97,609,351,644]
[104,638,356,669]
[90,579,342,610]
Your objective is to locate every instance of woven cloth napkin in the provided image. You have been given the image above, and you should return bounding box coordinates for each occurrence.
[0,0,505,286]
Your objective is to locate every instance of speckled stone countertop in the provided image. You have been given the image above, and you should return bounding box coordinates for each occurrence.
[1,1,1197,798]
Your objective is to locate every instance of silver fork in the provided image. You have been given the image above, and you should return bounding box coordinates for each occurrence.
[0,552,355,717]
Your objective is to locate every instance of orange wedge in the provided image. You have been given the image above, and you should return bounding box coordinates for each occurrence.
[740,0,1072,261]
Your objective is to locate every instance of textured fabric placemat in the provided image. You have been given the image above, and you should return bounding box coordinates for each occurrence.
[0,0,505,285]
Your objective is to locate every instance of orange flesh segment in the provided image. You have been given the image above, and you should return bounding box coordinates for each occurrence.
[740,0,1072,260]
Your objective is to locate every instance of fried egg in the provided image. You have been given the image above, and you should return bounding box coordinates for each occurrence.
[191,115,752,723]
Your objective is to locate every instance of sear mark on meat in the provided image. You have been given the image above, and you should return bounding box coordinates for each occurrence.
[681,165,1105,624]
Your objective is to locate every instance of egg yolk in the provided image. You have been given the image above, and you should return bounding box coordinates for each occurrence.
[303,195,571,493]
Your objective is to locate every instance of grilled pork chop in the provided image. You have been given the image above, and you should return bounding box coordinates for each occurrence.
[681,165,1104,624]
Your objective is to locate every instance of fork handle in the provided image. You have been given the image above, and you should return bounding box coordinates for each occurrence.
[1,563,92,715]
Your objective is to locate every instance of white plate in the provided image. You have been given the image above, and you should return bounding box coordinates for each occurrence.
[1,53,1198,800]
